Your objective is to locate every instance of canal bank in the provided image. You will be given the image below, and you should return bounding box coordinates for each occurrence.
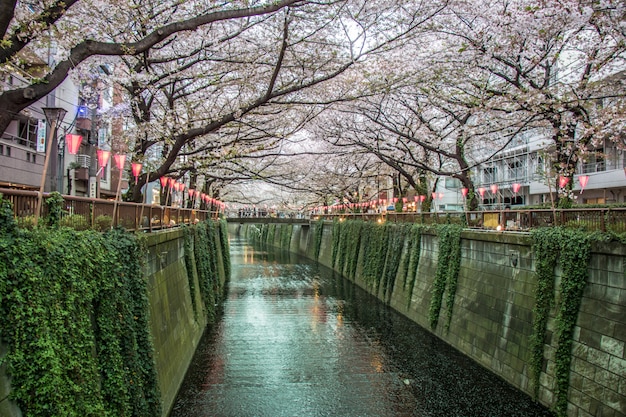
[170,236,554,417]
[229,221,626,417]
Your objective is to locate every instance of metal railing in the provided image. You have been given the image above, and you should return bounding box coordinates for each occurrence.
[312,208,626,233]
[0,188,219,232]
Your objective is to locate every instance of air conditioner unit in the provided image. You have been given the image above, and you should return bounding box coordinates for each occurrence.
[76,154,91,168]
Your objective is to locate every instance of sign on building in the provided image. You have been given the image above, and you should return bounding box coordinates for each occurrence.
[36,119,46,152]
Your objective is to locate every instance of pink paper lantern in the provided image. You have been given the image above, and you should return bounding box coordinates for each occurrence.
[159,176,168,188]
[419,195,426,202]
[490,184,498,194]
[131,162,142,182]
[97,149,111,168]
[461,188,468,197]
[512,183,521,193]
[478,187,486,198]
[558,175,570,188]
[65,134,83,155]
[578,175,589,193]
[113,154,126,170]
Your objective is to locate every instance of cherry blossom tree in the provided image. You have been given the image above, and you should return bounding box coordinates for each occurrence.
[432,0,626,207]
[82,0,448,201]
[0,0,310,134]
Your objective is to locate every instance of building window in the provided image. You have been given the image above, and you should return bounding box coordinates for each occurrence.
[32,153,36,163]
[483,167,496,183]
[26,152,31,162]
[0,144,3,155]
[5,146,10,157]
[18,120,37,148]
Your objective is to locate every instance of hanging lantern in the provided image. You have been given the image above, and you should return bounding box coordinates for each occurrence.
[419,195,426,202]
[490,184,498,194]
[578,175,589,193]
[431,192,437,200]
[131,162,142,183]
[558,175,570,188]
[478,187,486,198]
[512,183,521,193]
[414,196,419,202]
[113,154,126,170]
[97,149,111,168]
[402,197,407,203]
[168,178,175,189]
[438,192,444,200]
[461,188,468,198]
[159,176,168,188]
[188,188,195,197]
[65,134,83,155]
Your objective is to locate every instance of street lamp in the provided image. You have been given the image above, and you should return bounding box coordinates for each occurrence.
[35,107,67,225]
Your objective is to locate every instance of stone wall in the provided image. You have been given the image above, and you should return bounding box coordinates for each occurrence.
[144,227,227,417]
[230,221,626,417]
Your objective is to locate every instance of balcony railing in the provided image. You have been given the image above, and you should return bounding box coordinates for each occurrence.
[0,188,220,232]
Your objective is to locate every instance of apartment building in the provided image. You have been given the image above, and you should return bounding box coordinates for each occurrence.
[0,54,118,198]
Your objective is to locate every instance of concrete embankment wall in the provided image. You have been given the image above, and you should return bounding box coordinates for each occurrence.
[230,221,626,417]
[144,227,227,417]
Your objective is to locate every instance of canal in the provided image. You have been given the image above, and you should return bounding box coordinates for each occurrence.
[169,237,554,417]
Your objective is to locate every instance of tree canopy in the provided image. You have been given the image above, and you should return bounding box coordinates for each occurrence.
[1,0,625,209]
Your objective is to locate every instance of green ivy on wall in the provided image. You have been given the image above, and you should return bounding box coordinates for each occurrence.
[313,219,324,261]
[359,222,390,292]
[183,226,200,320]
[344,221,363,281]
[218,219,231,281]
[530,227,592,417]
[0,202,161,416]
[280,224,293,249]
[380,224,410,303]
[404,224,424,309]
[428,224,462,331]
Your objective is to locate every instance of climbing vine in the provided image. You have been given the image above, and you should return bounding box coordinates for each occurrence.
[404,224,423,309]
[344,221,363,280]
[0,204,161,416]
[331,219,342,268]
[428,224,463,331]
[529,228,560,399]
[530,227,592,416]
[280,224,293,249]
[313,219,324,261]
[218,219,231,281]
[183,226,199,320]
[360,222,389,291]
[380,224,410,303]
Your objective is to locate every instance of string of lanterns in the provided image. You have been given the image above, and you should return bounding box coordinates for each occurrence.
[312,176,592,214]
[95,146,226,212]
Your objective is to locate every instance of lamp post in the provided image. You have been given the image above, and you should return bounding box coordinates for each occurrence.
[35,107,67,225]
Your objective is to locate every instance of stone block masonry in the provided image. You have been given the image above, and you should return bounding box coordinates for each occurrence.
[231,221,626,417]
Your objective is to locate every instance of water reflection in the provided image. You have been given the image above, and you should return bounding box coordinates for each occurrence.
[169,238,553,417]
